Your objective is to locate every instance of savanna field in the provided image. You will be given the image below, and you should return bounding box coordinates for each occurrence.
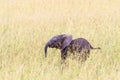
[0,0,120,80]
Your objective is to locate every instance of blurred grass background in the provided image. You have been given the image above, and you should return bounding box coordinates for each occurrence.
[0,0,120,80]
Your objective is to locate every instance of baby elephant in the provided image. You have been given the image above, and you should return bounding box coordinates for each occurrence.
[44,34,100,62]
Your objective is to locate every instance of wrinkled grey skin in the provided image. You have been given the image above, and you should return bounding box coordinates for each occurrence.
[44,34,72,58]
[44,34,100,61]
[62,38,101,61]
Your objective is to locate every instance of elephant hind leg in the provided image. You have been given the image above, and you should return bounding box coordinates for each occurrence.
[82,49,90,61]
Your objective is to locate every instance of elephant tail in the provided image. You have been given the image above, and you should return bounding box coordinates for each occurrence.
[90,45,101,49]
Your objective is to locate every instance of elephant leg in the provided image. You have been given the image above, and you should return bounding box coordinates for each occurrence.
[87,49,90,58]
[82,49,90,61]
[61,48,67,60]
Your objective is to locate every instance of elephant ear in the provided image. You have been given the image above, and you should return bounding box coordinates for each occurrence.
[62,34,72,50]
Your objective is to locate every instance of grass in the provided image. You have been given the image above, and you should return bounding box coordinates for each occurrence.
[0,0,120,80]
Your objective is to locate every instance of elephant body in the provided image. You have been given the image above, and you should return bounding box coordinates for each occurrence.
[61,38,100,61]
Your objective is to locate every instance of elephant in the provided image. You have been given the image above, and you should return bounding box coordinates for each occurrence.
[44,34,100,62]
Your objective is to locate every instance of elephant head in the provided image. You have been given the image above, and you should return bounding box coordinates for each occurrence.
[44,34,72,57]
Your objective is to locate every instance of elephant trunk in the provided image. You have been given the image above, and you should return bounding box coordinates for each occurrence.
[44,42,49,57]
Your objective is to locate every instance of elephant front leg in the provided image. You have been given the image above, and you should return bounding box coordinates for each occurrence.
[61,48,68,63]
[61,50,67,60]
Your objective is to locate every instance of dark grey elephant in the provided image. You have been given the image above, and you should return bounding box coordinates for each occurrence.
[44,34,100,61]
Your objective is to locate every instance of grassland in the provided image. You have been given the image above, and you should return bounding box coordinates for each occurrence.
[0,0,120,80]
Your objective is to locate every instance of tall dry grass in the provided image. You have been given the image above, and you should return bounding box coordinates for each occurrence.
[0,0,120,80]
